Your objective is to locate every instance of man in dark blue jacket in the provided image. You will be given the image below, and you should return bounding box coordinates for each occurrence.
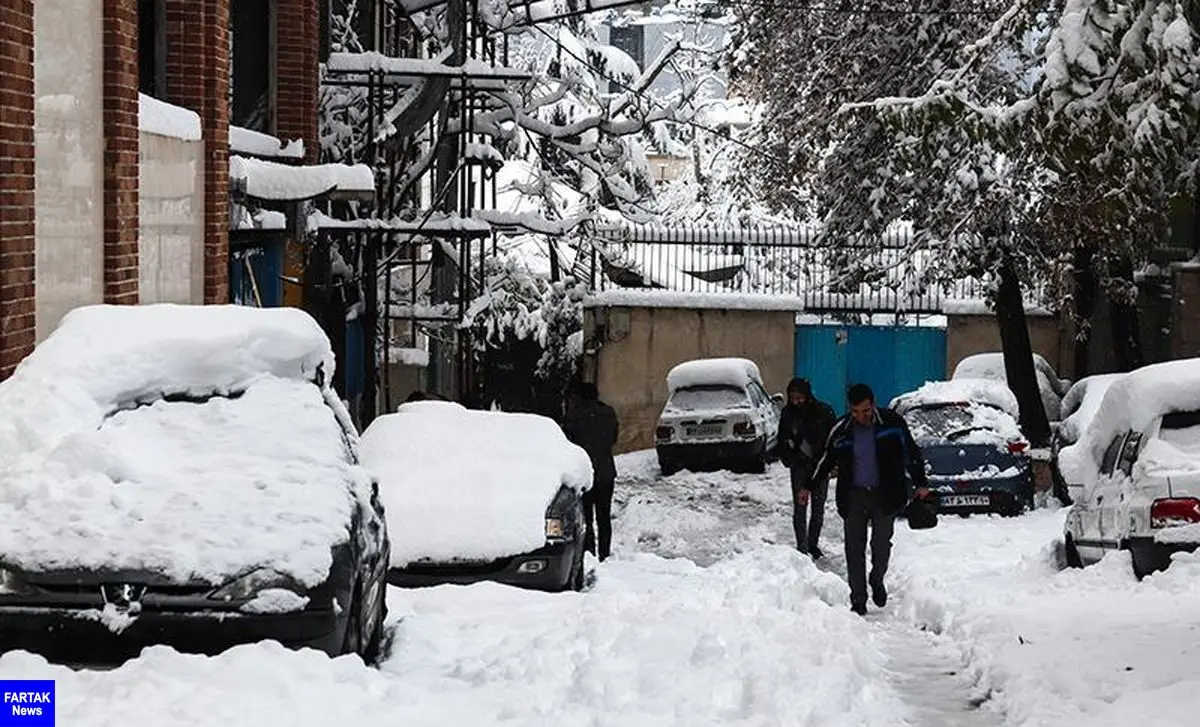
[809,383,930,615]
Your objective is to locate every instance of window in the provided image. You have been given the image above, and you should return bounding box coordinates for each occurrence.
[607,23,644,93]
[138,0,166,98]
[1119,431,1143,477]
[1100,433,1126,475]
[230,0,274,132]
[666,385,751,413]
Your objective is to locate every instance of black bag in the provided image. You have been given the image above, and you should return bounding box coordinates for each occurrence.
[905,496,938,530]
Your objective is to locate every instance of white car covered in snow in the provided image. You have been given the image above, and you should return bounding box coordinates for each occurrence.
[0,305,391,664]
[1064,358,1200,578]
[654,357,782,476]
[359,401,593,592]
[953,352,1071,422]
[1052,373,1126,503]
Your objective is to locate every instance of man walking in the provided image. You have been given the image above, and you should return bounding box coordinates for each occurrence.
[776,377,836,558]
[809,384,930,615]
[561,381,620,561]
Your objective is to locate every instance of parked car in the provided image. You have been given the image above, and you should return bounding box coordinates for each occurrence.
[953,352,1071,423]
[1063,358,1200,578]
[360,401,593,593]
[1051,373,1126,504]
[654,357,782,475]
[891,378,1034,516]
[0,304,391,665]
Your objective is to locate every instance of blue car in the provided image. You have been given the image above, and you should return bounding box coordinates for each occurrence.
[892,379,1035,517]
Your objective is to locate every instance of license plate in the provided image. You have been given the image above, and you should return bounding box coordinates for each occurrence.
[686,424,723,437]
[941,495,990,507]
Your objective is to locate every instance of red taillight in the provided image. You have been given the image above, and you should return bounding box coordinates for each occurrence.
[734,422,756,437]
[656,426,673,442]
[1150,498,1200,528]
[1007,441,1029,454]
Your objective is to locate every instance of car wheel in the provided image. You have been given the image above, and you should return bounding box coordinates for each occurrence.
[340,584,364,658]
[1129,545,1157,581]
[568,549,586,592]
[660,461,678,477]
[361,576,388,665]
[1063,535,1083,569]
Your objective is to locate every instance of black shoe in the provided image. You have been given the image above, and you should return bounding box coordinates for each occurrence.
[871,582,887,607]
[810,545,824,559]
[851,602,867,616]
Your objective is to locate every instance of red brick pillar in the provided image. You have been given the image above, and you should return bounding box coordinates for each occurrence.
[103,0,140,304]
[0,0,37,379]
[276,0,319,162]
[165,0,229,304]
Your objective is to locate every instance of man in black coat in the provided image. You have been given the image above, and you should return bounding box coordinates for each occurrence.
[561,381,620,561]
[809,383,931,615]
[776,377,837,558]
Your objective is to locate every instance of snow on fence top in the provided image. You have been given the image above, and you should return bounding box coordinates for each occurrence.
[230,125,305,160]
[667,358,764,392]
[325,52,532,90]
[138,93,201,141]
[359,401,593,567]
[230,155,374,202]
[585,289,807,311]
[309,210,492,236]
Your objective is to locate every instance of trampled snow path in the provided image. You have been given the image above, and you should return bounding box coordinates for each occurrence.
[614,451,1002,727]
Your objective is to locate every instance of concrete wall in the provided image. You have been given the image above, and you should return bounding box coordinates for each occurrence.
[138,132,205,304]
[33,0,104,340]
[945,313,1066,377]
[585,305,796,454]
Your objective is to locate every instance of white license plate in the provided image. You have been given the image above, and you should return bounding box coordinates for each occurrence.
[686,424,723,437]
[941,495,990,507]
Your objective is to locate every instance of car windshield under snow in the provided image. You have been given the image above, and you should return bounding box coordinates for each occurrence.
[906,404,1010,447]
[667,385,751,412]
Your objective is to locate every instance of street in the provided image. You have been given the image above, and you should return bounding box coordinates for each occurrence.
[3,452,1198,726]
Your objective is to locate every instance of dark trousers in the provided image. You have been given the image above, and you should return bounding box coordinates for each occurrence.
[843,488,895,608]
[583,478,615,561]
[790,465,827,552]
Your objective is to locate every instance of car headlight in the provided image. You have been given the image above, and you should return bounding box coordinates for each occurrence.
[545,518,566,539]
[208,568,306,602]
[0,567,35,596]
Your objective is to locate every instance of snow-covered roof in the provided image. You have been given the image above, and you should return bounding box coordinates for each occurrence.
[138,93,201,141]
[892,378,1020,420]
[230,125,305,160]
[229,155,374,202]
[359,401,592,567]
[666,357,764,392]
[0,305,366,586]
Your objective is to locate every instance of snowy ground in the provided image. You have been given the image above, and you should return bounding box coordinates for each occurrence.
[3,451,1199,726]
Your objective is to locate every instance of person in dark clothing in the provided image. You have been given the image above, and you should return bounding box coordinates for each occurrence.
[404,390,428,403]
[809,383,931,615]
[775,377,837,558]
[561,381,620,561]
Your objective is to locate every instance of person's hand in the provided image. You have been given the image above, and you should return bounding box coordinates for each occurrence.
[915,487,931,500]
[795,489,810,506]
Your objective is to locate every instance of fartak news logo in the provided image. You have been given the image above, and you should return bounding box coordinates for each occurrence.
[0,681,54,727]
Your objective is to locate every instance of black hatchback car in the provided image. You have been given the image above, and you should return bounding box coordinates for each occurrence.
[0,305,391,665]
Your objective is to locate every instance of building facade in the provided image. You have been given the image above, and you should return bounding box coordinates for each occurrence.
[0,0,324,380]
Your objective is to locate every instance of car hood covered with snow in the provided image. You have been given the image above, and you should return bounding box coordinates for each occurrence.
[359,402,593,568]
[0,304,369,588]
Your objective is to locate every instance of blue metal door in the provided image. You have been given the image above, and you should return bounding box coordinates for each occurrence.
[796,325,946,413]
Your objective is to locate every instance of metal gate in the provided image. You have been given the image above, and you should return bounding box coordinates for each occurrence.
[794,325,947,414]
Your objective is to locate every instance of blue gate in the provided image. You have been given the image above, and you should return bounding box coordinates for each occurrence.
[794,325,947,414]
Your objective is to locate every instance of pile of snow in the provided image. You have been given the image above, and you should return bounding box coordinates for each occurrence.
[229,155,374,201]
[666,357,763,392]
[359,401,593,567]
[0,305,368,586]
[891,377,1020,419]
[1057,373,1126,443]
[138,93,201,141]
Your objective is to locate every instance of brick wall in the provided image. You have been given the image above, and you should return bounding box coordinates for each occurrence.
[103,0,140,304]
[276,0,319,163]
[0,0,36,379]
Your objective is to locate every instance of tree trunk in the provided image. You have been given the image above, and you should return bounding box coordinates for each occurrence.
[1071,245,1095,380]
[1109,257,1144,372]
[995,259,1052,447]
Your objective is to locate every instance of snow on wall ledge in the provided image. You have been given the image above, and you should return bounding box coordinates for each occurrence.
[941,298,1054,317]
[230,125,305,160]
[138,93,201,141]
[229,155,374,202]
[584,289,807,311]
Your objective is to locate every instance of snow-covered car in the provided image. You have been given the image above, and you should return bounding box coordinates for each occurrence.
[952,352,1071,423]
[0,305,391,664]
[654,357,782,476]
[891,379,1034,516]
[1051,373,1126,503]
[360,401,593,592]
[1063,359,1200,578]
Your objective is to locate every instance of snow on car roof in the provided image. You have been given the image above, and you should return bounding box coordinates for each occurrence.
[0,304,364,586]
[0,377,366,587]
[359,401,593,568]
[666,357,763,392]
[1058,373,1125,443]
[891,378,1020,419]
[953,352,1057,381]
